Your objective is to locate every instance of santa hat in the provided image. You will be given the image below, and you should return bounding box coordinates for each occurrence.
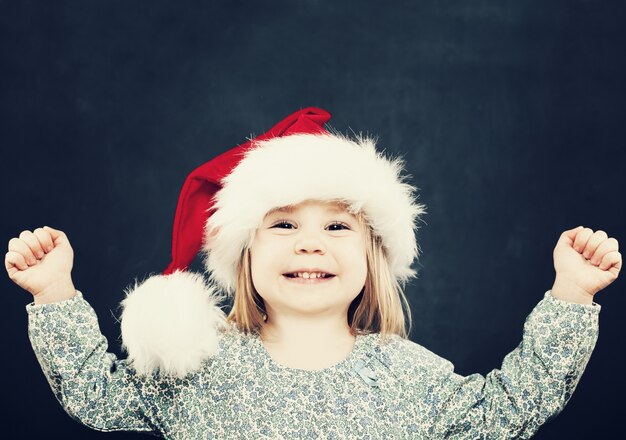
[118,107,427,379]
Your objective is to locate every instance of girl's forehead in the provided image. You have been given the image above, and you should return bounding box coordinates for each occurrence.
[265,200,354,217]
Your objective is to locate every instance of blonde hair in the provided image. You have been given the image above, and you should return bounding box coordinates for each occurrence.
[224,205,414,344]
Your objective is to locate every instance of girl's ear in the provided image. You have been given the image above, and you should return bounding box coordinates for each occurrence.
[205,226,220,250]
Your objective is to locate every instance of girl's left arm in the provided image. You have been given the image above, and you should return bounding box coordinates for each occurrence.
[26,290,167,437]
[429,226,620,439]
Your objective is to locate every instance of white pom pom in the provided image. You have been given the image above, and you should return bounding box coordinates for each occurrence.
[119,269,227,379]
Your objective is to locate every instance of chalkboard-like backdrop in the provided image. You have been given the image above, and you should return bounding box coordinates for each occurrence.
[2,1,624,438]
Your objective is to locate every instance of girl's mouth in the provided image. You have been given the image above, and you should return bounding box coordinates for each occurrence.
[282,274,336,284]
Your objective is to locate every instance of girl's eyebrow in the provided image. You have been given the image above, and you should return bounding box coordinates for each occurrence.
[268,206,295,215]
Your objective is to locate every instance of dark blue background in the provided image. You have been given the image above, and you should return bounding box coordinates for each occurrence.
[2,0,624,438]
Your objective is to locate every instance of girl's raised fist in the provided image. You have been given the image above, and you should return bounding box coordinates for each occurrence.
[5,226,74,297]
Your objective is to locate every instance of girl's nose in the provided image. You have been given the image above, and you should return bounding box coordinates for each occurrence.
[294,234,326,254]
[296,245,325,255]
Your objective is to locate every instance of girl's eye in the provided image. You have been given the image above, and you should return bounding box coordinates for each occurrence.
[272,221,295,229]
[328,221,350,231]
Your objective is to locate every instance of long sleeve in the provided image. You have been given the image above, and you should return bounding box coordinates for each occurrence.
[26,290,164,437]
[429,289,600,439]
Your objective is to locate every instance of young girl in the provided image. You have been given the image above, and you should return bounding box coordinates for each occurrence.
[6,107,621,439]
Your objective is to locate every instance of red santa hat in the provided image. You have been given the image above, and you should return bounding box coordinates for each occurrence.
[119,107,427,379]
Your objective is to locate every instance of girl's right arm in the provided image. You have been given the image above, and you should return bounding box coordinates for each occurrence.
[6,227,166,437]
[425,290,601,439]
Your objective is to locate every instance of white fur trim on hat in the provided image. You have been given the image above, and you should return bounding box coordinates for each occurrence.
[202,131,427,296]
[119,269,227,379]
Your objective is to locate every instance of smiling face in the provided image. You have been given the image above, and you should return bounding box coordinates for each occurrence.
[249,199,368,321]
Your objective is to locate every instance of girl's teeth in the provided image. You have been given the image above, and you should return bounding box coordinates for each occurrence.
[296,272,325,278]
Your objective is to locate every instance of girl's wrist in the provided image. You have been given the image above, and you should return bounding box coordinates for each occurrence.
[34,278,76,305]
[550,276,594,305]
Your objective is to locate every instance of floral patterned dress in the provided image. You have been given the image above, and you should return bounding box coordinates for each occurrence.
[26,289,600,439]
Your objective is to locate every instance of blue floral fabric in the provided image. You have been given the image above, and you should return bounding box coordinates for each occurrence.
[26,289,600,439]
